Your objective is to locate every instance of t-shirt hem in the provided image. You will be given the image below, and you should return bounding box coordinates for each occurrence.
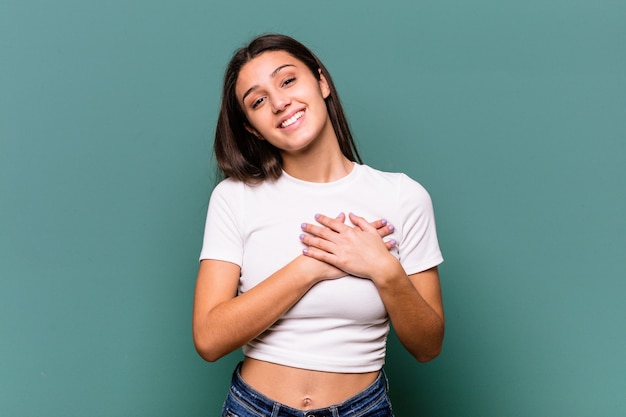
[243,350,385,374]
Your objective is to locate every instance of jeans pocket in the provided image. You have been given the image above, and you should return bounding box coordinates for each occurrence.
[360,395,394,417]
[222,407,241,417]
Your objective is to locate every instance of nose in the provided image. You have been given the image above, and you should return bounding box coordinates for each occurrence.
[269,91,290,113]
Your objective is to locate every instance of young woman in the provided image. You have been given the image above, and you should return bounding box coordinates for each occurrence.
[193,34,445,417]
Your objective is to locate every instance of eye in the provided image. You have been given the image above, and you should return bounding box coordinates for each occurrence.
[251,96,265,109]
[282,77,296,87]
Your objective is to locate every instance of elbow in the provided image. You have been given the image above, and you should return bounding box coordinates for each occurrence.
[193,330,226,363]
[415,343,443,363]
[194,341,226,363]
[404,337,443,363]
[413,325,445,363]
[194,344,222,363]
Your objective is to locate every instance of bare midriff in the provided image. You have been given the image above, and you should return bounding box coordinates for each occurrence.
[240,357,380,410]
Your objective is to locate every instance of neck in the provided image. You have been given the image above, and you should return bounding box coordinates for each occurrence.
[282,147,354,183]
[280,119,356,182]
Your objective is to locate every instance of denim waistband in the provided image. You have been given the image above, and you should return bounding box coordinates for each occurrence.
[227,362,389,417]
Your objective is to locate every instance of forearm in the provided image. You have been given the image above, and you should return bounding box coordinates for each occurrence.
[193,256,323,362]
[299,212,445,361]
[374,260,445,362]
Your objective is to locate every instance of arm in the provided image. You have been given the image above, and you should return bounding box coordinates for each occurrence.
[192,216,396,362]
[300,213,444,362]
[192,255,339,362]
[374,264,444,362]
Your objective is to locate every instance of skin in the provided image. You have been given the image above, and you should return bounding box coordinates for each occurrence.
[193,50,445,410]
[238,50,348,182]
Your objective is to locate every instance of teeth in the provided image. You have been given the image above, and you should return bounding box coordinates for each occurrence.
[280,111,304,128]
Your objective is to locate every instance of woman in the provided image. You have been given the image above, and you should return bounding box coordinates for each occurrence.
[193,34,445,417]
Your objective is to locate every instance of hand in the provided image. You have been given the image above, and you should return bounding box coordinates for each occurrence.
[293,253,347,284]
[367,215,397,250]
[300,212,398,280]
[321,213,397,248]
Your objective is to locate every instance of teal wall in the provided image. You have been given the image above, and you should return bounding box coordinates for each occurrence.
[1,1,624,416]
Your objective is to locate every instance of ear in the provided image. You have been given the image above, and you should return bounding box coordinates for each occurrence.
[318,69,331,99]
[244,123,264,140]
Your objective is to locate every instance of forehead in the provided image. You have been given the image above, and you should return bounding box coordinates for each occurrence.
[235,50,306,97]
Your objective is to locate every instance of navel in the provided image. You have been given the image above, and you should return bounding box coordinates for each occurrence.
[302,396,313,408]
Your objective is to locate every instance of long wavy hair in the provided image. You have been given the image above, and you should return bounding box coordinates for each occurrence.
[214,34,361,184]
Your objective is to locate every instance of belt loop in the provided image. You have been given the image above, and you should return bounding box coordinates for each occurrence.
[331,405,340,417]
[270,403,281,417]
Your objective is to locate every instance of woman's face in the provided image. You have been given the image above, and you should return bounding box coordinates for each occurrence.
[235,50,335,156]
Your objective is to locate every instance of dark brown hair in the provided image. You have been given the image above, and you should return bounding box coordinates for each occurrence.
[214,34,361,183]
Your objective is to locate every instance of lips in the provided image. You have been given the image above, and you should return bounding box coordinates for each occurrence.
[279,110,305,128]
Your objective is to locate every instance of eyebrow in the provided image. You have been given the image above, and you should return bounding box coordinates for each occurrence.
[241,64,296,104]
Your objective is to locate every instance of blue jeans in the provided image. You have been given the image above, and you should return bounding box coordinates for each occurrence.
[221,362,394,417]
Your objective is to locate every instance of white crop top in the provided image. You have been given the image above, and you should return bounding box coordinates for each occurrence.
[199,163,443,372]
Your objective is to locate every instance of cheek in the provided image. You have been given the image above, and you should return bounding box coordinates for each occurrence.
[245,113,273,138]
[247,114,264,130]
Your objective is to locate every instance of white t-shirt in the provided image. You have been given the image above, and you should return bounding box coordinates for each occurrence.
[200,163,443,372]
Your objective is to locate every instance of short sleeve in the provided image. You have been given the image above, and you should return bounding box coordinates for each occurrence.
[397,174,443,275]
[199,180,245,266]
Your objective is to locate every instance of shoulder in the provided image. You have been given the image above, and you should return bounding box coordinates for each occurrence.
[210,177,270,199]
[211,177,246,194]
[357,164,430,199]
[207,178,255,214]
[208,177,293,213]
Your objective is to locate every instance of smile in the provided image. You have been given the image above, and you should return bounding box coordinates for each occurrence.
[280,110,305,128]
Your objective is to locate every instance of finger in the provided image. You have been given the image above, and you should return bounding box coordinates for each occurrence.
[368,218,395,238]
[300,232,337,254]
[348,212,376,232]
[379,222,395,237]
[314,213,349,232]
[302,244,337,265]
[369,218,387,229]
[376,222,396,237]
[301,222,340,241]
[384,238,398,250]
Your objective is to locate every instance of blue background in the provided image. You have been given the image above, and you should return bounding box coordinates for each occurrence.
[1,1,625,415]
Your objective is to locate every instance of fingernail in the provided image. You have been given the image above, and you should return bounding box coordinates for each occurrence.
[390,239,397,246]
[381,219,387,226]
[314,213,320,219]
[299,234,305,240]
[301,223,307,229]
[388,224,395,232]
[302,248,309,255]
